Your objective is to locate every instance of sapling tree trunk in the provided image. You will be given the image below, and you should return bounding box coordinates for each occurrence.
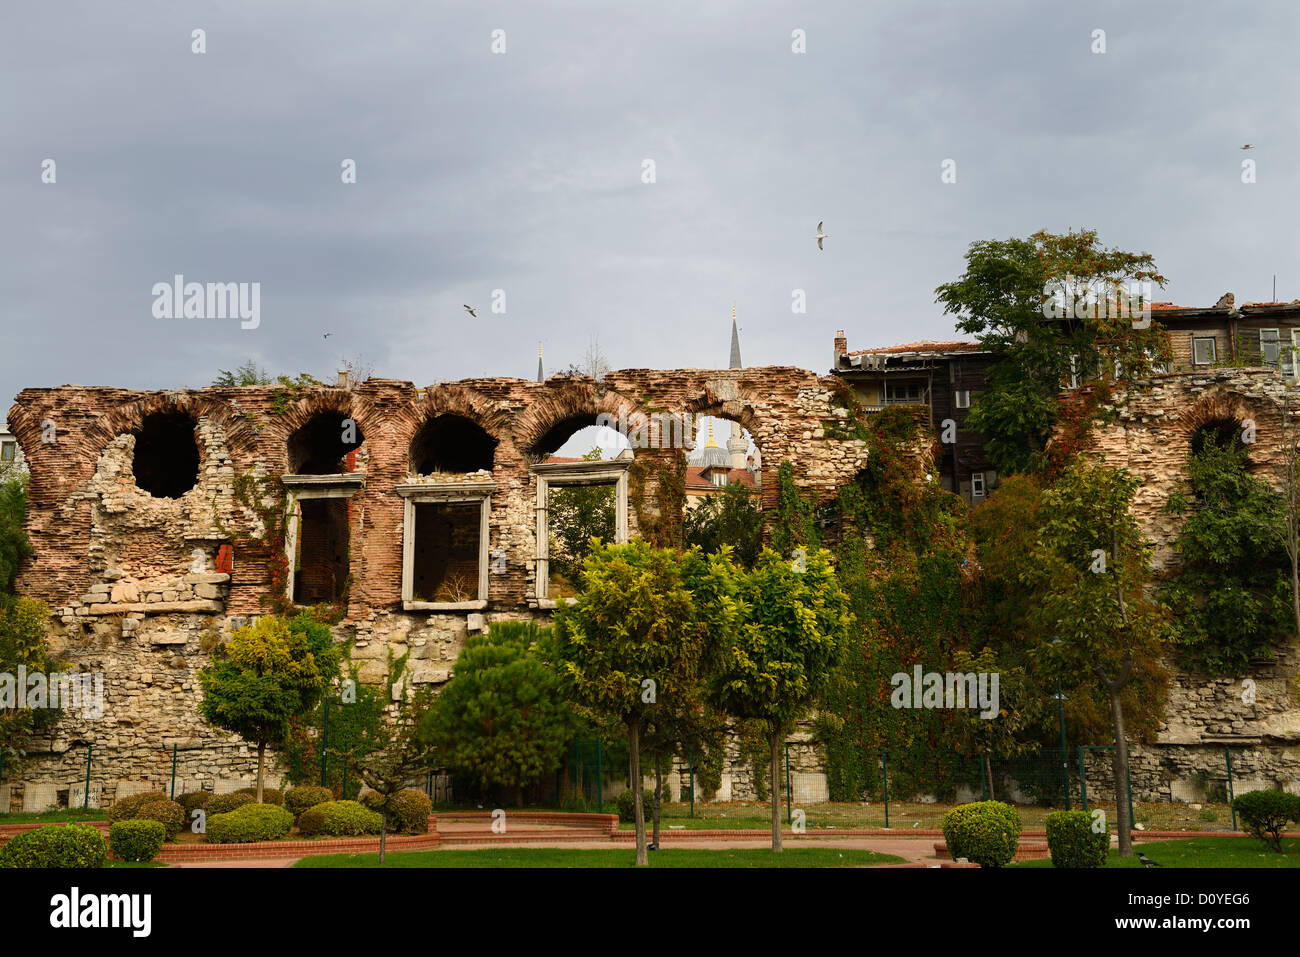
[653,762,662,847]
[769,729,782,852]
[629,715,647,866]
[256,742,266,803]
[983,751,995,800]
[380,807,389,865]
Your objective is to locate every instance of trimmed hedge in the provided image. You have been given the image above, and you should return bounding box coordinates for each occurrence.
[1232,790,1300,852]
[941,801,1022,868]
[207,792,256,816]
[136,798,186,841]
[1045,810,1109,868]
[177,792,212,814]
[0,824,108,868]
[107,791,168,824]
[235,786,283,806]
[205,803,295,844]
[358,789,433,833]
[110,820,166,862]
[284,785,333,817]
[297,800,383,837]
[617,788,656,823]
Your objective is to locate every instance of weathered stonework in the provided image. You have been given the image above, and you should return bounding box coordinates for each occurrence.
[4,367,870,807]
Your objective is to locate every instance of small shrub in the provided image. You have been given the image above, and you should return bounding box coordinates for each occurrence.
[359,789,384,811]
[110,820,166,862]
[136,798,186,841]
[235,787,283,806]
[385,789,433,834]
[0,824,108,868]
[299,800,383,837]
[1232,790,1300,852]
[1045,810,1109,868]
[284,785,333,817]
[177,792,211,814]
[1198,807,1219,823]
[205,803,294,844]
[617,788,656,823]
[207,792,256,816]
[107,791,168,824]
[941,801,1022,868]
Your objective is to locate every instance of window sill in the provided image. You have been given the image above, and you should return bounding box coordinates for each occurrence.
[403,599,487,612]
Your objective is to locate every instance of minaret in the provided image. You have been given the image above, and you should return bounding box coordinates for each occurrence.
[536,343,544,382]
[726,422,748,470]
[729,305,742,369]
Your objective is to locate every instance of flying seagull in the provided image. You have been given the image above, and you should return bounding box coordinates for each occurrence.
[1138,852,1163,868]
[815,221,828,250]
[1241,144,1253,150]
[323,332,332,339]
[463,304,477,317]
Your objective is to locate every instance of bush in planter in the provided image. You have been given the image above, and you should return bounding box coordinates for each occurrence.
[386,789,433,834]
[235,787,283,806]
[136,798,186,841]
[177,792,211,815]
[107,791,168,824]
[941,801,1022,868]
[1232,790,1300,852]
[205,803,294,844]
[1045,810,1109,868]
[284,785,333,817]
[0,824,107,868]
[617,788,656,823]
[296,800,383,837]
[207,792,255,816]
[110,820,166,862]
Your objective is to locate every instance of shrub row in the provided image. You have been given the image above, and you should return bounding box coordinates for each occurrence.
[0,825,108,868]
[109,820,166,862]
[359,789,433,833]
[297,801,383,837]
[205,804,295,845]
[284,785,334,817]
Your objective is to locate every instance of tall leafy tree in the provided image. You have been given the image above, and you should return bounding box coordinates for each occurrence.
[683,479,764,568]
[553,540,738,865]
[711,547,853,851]
[1025,460,1167,856]
[0,476,32,595]
[422,621,576,805]
[934,229,1168,475]
[0,598,61,776]
[198,613,341,802]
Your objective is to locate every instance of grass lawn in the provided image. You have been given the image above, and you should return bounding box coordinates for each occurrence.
[0,809,109,825]
[294,847,903,868]
[1012,837,1300,868]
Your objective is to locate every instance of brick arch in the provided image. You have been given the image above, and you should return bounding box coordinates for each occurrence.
[272,391,380,472]
[1175,391,1258,439]
[682,389,767,454]
[399,385,509,473]
[514,380,649,460]
[86,392,232,455]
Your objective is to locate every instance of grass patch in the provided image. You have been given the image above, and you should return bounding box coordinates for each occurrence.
[0,809,109,825]
[1013,837,1300,868]
[295,847,902,868]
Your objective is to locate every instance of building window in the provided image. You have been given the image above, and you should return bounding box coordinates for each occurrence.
[531,458,631,606]
[971,472,986,502]
[282,474,364,606]
[1260,329,1280,367]
[713,471,728,487]
[1284,331,1300,379]
[954,390,970,409]
[396,481,495,610]
[1066,355,1082,390]
[0,441,15,463]
[1193,337,1217,366]
[885,382,924,404]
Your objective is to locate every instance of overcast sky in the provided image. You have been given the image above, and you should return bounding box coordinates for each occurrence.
[3,0,1298,412]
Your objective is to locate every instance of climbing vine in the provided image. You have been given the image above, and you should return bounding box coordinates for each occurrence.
[628,455,686,549]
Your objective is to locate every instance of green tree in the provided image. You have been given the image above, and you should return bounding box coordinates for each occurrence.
[422,622,576,806]
[198,613,341,802]
[214,360,274,386]
[547,448,616,593]
[683,479,764,567]
[711,547,853,851]
[0,597,61,776]
[1026,460,1167,857]
[946,647,1043,799]
[553,540,738,865]
[1162,427,1290,675]
[0,476,32,595]
[934,229,1168,475]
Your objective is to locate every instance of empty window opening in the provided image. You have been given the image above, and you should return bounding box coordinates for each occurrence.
[535,415,631,463]
[289,413,364,475]
[412,502,482,602]
[1193,337,1218,366]
[410,415,496,474]
[133,412,200,498]
[546,482,616,598]
[1190,419,1246,458]
[293,498,349,604]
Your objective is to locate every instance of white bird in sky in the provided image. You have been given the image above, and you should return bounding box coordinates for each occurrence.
[463,304,477,318]
[1241,144,1254,150]
[815,221,828,250]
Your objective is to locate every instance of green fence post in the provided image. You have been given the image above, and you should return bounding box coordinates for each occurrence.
[1056,681,1071,810]
[1078,746,1088,814]
[596,740,603,814]
[1125,751,1135,837]
[321,699,330,788]
[84,744,92,810]
[342,745,350,800]
[881,749,890,829]
[170,742,178,800]
[783,743,790,816]
[688,747,694,819]
[1225,746,1237,831]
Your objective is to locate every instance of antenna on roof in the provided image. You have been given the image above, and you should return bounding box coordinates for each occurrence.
[1274,275,1277,302]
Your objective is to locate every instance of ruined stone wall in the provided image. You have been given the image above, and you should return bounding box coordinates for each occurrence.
[3,367,869,809]
[1078,368,1300,799]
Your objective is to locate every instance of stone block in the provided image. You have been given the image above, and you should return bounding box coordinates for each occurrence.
[22,782,59,812]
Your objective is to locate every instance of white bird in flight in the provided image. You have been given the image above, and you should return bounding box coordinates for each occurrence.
[815,221,828,250]
[463,304,477,318]
[1241,144,1253,150]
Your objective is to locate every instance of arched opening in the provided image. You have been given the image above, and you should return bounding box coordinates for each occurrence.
[682,415,763,567]
[532,414,631,464]
[133,412,200,498]
[410,415,496,475]
[1190,418,1246,458]
[288,412,364,475]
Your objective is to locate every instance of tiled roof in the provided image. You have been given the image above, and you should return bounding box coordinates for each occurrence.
[685,465,758,489]
[846,340,982,356]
